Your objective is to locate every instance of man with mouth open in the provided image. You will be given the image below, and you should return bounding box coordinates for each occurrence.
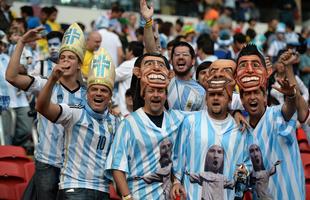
[105,53,185,200]
[171,59,250,200]
[236,44,305,199]
[35,47,119,200]
[6,23,87,199]
[140,0,205,111]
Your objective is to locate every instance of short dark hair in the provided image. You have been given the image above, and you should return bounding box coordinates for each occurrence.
[46,31,63,41]
[237,44,266,67]
[127,41,144,57]
[21,6,34,16]
[171,41,195,60]
[233,33,246,44]
[196,61,212,80]
[197,34,214,55]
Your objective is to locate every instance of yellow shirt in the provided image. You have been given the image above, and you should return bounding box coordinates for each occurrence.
[47,20,61,32]
[81,50,94,79]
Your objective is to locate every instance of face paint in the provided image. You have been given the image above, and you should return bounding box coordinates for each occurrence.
[205,59,236,98]
[236,55,270,92]
[48,37,61,61]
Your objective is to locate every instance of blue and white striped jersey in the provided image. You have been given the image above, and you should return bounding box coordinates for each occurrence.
[173,110,250,200]
[168,77,205,111]
[57,102,119,192]
[106,108,185,199]
[246,105,304,200]
[0,54,29,108]
[29,59,55,77]
[27,76,86,168]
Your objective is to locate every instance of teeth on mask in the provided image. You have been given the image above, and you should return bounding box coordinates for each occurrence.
[148,74,166,80]
[211,80,226,84]
[241,76,259,82]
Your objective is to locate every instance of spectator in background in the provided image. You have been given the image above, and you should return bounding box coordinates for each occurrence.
[195,61,212,87]
[299,39,310,89]
[277,0,298,25]
[39,7,52,33]
[20,5,41,29]
[47,6,61,32]
[0,0,14,33]
[230,33,246,60]
[196,33,217,65]
[81,31,102,79]
[267,23,287,62]
[126,13,138,42]
[109,5,124,36]
[175,18,184,36]
[265,18,279,46]
[135,27,144,43]
[115,41,144,117]
[215,29,232,59]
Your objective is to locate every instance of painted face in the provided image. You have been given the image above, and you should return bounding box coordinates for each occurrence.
[172,46,194,76]
[236,55,269,92]
[58,50,80,77]
[48,37,61,60]
[134,56,173,97]
[206,145,224,173]
[87,84,111,113]
[205,59,236,98]
[249,144,263,171]
[241,89,267,120]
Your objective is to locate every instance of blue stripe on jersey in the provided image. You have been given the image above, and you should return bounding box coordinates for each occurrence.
[168,77,205,111]
[246,106,304,200]
[106,108,185,199]
[174,110,248,200]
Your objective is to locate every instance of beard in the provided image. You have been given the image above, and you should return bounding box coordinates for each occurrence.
[174,65,192,77]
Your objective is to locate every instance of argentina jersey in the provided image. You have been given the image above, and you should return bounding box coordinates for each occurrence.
[0,54,29,108]
[173,110,250,200]
[168,77,205,111]
[106,108,185,199]
[57,102,118,192]
[27,76,86,168]
[245,105,304,200]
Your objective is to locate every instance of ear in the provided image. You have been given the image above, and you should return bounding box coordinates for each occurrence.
[266,66,273,78]
[133,67,141,78]
[168,70,175,80]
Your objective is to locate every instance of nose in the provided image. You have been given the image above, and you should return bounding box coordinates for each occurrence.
[245,62,254,73]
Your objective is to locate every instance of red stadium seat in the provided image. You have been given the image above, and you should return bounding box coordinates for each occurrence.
[306,184,310,200]
[0,161,26,184]
[301,153,310,183]
[0,146,32,165]
[0,183,17,199]
[297,128,309,143]
[23,162,35,182]
[109,184,121,200]
[15,182,28,200]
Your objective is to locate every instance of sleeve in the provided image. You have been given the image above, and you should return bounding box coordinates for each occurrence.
[296,75,309,102]
[230,92,244,111]
[25,75,47,94]
[105,119,131,178]
[28,61,41,76]
[55,103,74,127]
[172,115,191,181]
[115,61,132,82]
[275,105,297,144]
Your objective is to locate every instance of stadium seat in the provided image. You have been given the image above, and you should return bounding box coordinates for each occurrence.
[0,146,32,165]
[109,184,121,200]
[0,183,17,199]
[15,182,28,200]
[23,162,35,182]
[301,153,310,183]
[0,161,26,184]
[306,184,310,200]
[297,128,310,153]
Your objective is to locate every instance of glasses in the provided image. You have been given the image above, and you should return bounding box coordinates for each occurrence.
[173,52,191,57]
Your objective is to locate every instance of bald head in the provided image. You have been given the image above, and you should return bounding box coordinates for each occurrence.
[86,31,102,52]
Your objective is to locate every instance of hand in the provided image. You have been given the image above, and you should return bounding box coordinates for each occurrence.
[20,26,45,44]
[51,63,68,81]
[278,49,299,66]
[233,111,249,132]
[170,183,186,200]
[140,0,154,21]
[272,77,296,97]
[265,56,272,69]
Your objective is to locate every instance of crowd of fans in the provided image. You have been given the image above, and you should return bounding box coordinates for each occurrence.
[0,0,309,199]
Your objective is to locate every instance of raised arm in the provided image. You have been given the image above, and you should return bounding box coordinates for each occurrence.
[6,27,44,90]
[35,64,67,122]
[140,0,158,53]
[112,170,133,200]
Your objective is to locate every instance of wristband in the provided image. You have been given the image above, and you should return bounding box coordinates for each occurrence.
[144,19,153,28]
[122,193,132,200]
